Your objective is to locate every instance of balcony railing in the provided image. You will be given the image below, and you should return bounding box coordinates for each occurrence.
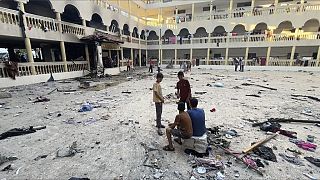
[0,7,19,26]
[25,13,58,32]
[61,21,85,36]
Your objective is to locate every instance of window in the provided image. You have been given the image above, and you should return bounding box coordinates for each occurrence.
[178,10,186,14]
[203,7,210,11]
[237,2,251,7]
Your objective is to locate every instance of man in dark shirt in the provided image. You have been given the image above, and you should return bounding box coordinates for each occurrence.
[176,71,191,110]
[187,98,206,137]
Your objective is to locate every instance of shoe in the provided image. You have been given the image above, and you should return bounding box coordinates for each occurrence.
[156,125,165,128]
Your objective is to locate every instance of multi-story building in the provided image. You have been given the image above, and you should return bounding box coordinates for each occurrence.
[0,0,319,87]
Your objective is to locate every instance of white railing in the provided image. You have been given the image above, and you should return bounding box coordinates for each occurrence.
[147,40,159,45]
[268,58,291,66]
[0,7,19,25]
[67,61,88,72]
[61,21,85,36]
[132,37,140,44]
[25,13,58,32]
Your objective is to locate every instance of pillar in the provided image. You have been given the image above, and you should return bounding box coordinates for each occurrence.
[209,2,213,20]
[274,0,278,5]
[60,41,68,72]
[290,46,296,66]
[225,48,229,65]
[251,0,255,9]
[85,45,90,70]
[18,1,36,75]
[160,49,163,65]
[82,19,86,27]
[207,48,210,65]
[266,46,271,66]
[121,48,124,66]
[158,49,161,64]
[109,50,111,58]
[130,48,134,66]
[191,3,195,22]
[56,12,62,32]
[229,0,234,11]
[300,0,304,5]
[316,46,320,67]
[174,49,177,65]
[117,50,120,67]
[139,49,142,67]
[244,47,249,66]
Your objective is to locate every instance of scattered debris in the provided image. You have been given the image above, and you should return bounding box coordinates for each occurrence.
[242,83,277,91]
[56,142,83,158]
[289,138,317,152]
[303,173,318,180]
[243,133,278,155]
[0,155,18,166]
[33,96,50,103]
[0,126,46,140]
[34,155,48,161]
[214,82,224,88]
[1,164,14,171]
[0,92,12,99]
[246,94,261,98]
[252,145,277,162]
[304,157,320,167]
[291,94,320,102]
[78,103,93,112]
[195,91,207,95]
[121,91,132,94]
[279,153,304,166]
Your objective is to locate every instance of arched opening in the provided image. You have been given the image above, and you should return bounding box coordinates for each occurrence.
[194,27,208,38]
[0,0,18,10]
[123,24,130,36]
[147,30,159,40]
[212,26,227,36]
[302,19,320,32]
[88,13,105,30]
[178,28,190,38]
[25,0,55,18]
[61,4,82,25]
[253,23,268,34]
[163,29,175,38]
[109,20,119,33]
[132,27,139,38]
[232,24,247,35]
[140,30,146,39]
[274,21,294,34]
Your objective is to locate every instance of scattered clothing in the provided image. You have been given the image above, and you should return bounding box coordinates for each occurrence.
[289,138,317,152]
[0,126,46,140]
[78,103,93,112]
[279,153,304,166]
[253,145,277,162]
[34,96,50,103]
[184,149,208,158]
[260,122,297,138]
[304,157,320,167]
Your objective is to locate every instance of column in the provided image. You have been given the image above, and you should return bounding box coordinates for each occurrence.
[174,49,177,65]
[251,0,255,10]
[139,49,142,67]
[146,50,148,63]
[266,46,271,66]
[244,47,249,66]
[209,2,213,20]
[207,48,210,65]
[18,1,36,75]
[121,47,124,66]
[191,3,195,22]
[130,48,134,66]
[225,48,229,65]
[160,49,163,65]
[56,12,68,72]
[109,50,112,58]
[290,46,296,66]
[274,0,278,5]
[158,49,161,64]
[316,46,320,67]
[190,48,193,61]
[117,50,120,67]
[229,0,234,12]
[85,45,90,70]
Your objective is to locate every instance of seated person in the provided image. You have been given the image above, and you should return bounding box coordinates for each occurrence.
[163,102,193,151]
[187,98,206,137]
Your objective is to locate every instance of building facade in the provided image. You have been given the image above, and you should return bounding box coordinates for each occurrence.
[0,0,319,87]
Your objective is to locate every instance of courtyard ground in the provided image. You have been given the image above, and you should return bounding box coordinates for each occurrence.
[0,66,320,179]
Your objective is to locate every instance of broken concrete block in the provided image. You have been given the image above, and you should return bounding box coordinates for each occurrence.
[0,92,12,99]
[183,134,208,153]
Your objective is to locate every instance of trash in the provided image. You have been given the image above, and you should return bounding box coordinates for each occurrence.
[1,164,14,171]
[82,119,98,126]
[225,130,238,137]
[246,94,261,98]
[253,145,277,162]
[0,126,46,140]
[0,155,18,166]
[56,141,83,158]
[121,91,132,94]
[291,94,320,102]
[210,107,216,112]
[0,92,12,99]
[214,82,224,88]
[79,81,90,89]
[78,103,93,112]
[216,171,225,180]
[307,135,315,143]
[259,122,297,138]
[253,118,320,127]
[279,153,304,166]
[287,148,302,155]
[68,177,90,180]
[242,83,277,91]
[303,173,318,180]
[195,91,207,95]
[196,167,206,174]
[225,134,233,139]
[304,157,320,167]
[34,155,48,161]
[153,172,163,179]
[15,166,22,175]
[33,96,50,103]
[289,138,317,152]
[234,170,240,178]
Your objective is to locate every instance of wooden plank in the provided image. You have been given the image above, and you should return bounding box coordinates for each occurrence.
[243,133,278,154]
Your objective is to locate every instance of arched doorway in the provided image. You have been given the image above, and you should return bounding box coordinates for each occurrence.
[253,23,268,34]
[178,28,190,38]
[61,4,82,25]
[212,26,227,36]
[109,20,119,33]
[25,0,55,18]
[302,19,320,32]
[132,27,139,38]
[194,27,208,38]
[140,30,146,39]
[123,24,130,36]
[274,21,294,34]
[232,24,247,35]
[147,30,159,40]
[88,13,105,30]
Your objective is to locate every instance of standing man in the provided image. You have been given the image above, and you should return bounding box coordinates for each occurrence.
[153,73,165,136]
[239,57,245,72]
[177,71,191,110]
[234,57,239,71]
[148,59,154,73]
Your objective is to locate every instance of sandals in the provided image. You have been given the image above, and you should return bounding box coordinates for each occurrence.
[163,145,175,151]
